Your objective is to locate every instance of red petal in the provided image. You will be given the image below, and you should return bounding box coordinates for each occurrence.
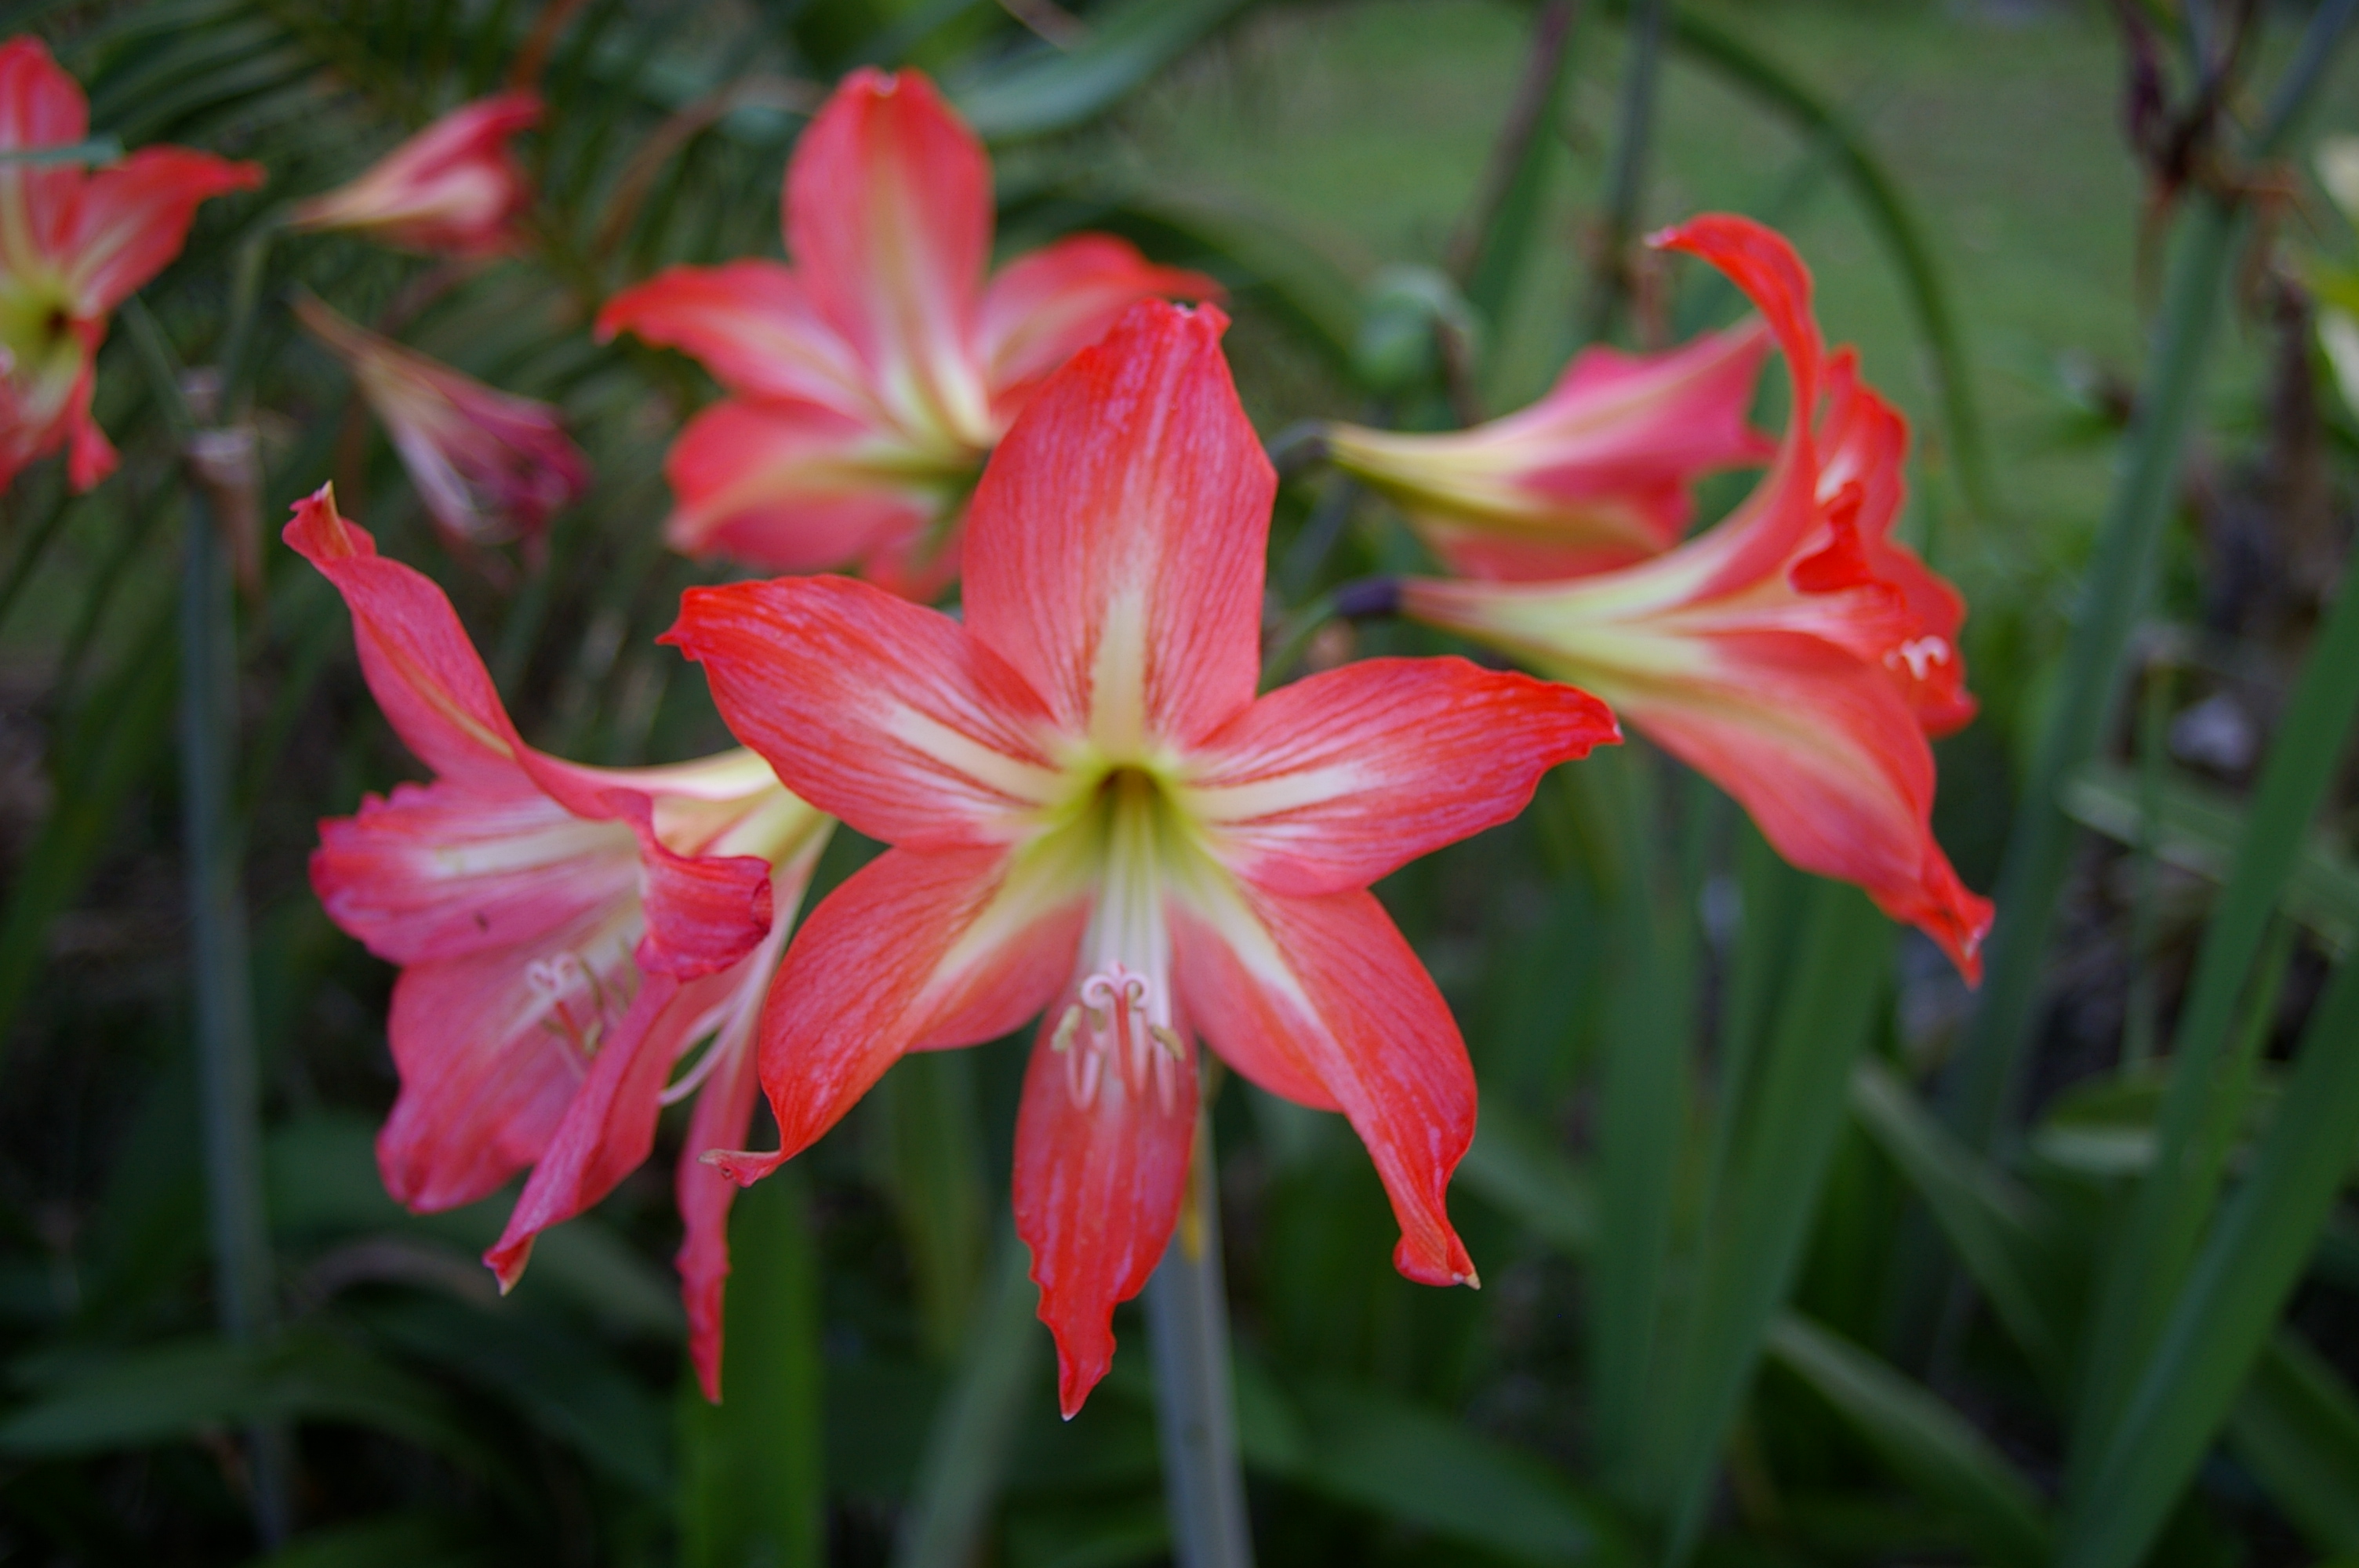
[678,1000,764,1401]
[978,234,1222,415]
[1172,886,1478,1287]
[961,301,1273,750]
[745,844,1084,1171]
[787,68,992,444]
[598,261,875,417]
[1012,996,1198,1417]
[667,575,1063,848]
[657,398,954,596]
[0,37,87,151]
[1651,216,1820,405]
[1190,656,1618,895]
[61,148,263,314]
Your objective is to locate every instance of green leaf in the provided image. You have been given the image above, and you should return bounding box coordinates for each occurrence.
[2059,953,2359,1568]
[0,137,123,165]
[1458,1094,1597,1258]
[678,1171,825,1568]
[1765,1315,2052,1566]
[2063,759,2359,955]
[871,1049,988,1363]
[1648,879,1892,1561]
[950,0,1256,144]
[1847,1059,2069,1377]
[2225,1330,2359,1555]
[238,1512,493,1568]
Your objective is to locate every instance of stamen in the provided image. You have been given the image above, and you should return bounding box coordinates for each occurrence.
[1057,963,1181,1109]
[1885,635,1951,682]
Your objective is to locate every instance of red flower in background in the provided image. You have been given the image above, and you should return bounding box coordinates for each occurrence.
[292,93,540,258]
[0,36,260,494]
[1326,318,1773,581]
[666,302,1617,1414]
[600,67,1218,601]
[1401,216,1992,978]
[289,487,831,1399]
[296,293,589,554]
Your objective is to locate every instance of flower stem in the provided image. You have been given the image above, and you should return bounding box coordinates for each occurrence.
[1579,0,1667,347]
[1143,1118,1254,1568]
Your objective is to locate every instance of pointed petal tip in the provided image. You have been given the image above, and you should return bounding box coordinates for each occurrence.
[703,1146,787,1187]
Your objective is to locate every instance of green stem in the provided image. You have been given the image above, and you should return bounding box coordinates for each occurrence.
[1580,0,1667,347]
[1143,1122,1254,1568]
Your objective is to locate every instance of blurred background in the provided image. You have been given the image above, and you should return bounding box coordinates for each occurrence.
[4,1,2359,1564]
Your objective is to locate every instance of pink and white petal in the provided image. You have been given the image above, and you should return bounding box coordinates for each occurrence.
[960,301,1274,752]
[1619,630,1990,981]
[1189,656,1618,897]
[786,68,992,444]
[657,398,943,582]
[1171,884,1478,1287]
[284,487,532,788]
[597,261,875,416]
[60,148,263,315]
[978,234,1221,408]
[311,779,639,965]
[667,575,1063,848]
[374,900,641,1211]
[610,796,775,980]
[1012,1000,1199,1417]
[716,844,1084,1185]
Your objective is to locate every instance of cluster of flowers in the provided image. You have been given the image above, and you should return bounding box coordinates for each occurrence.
[0,44,1990,1414]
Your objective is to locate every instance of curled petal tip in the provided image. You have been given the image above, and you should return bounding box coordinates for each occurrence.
[703,1146,787,1188]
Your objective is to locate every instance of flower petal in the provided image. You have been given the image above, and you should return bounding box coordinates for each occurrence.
[714,844,1085,1185]
[291,93,538,258]
[597,260,876,417]
[656,398,956,597]
[58,147,263,315]
[667,575,1063,848]
[0,37,86,151]
[678,997,763,1401]
[785,68,992,445]
[978,234,1221,414]
[1189,656,1618,896]
[1171,884,1478,1287]
[960,301,1274,752]
[1012,998,1198,1417]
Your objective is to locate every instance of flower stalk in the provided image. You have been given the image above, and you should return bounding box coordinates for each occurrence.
[1143,1120,1254,1568]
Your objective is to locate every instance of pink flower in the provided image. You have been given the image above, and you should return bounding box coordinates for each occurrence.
[289,485,831,1399]
[1401,216,1991,978]
[664,302,1618,1414]
[1325,319,1773,581]
[0,35,261,493]
[598,67,1218,601]
[292,93,540,259]
[296,294,588,552]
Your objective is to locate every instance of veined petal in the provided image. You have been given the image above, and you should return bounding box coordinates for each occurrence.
[291,93,538,258]
[715,844,1086,1185]
[977,234,1222,414]
[1012,998,1198,1417]
[376,897,641,1211]
[657,398,958,597]
[786,68,993,448]
[1172,884,1478,1287]
[667,575,1064,848]
[961,301,1273,753]
[311,779,639,965]
[1187,656,1618,895]
[597,260,876,417]
[58,148,263,316]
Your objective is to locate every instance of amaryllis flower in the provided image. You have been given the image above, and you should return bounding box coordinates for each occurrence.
[666,301,1616,1413]
[598,67,1217,601]
[1401,216,1993,978]
[0,35,261,494]
[296,293,588,552]
[288,485,831,1398]
[1324,318,1773,582]
[292,93,540,258]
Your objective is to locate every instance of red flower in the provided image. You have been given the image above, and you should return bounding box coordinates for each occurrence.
[295,294,589,552]
[1401,216,1992,978]
[0,36,260,494]
[599,67,1217,601]
[1327,319,1773,581]
[292,93,540,258]
[665,303,1617,1413]
[289,486,831,1399]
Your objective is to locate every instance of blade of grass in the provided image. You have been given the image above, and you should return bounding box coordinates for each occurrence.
[2224,1329,2359,1555]
[1579,0,1665,346]
[2057,952,2359,1568]
[951,0,1256,143]
[1459,1094,1598,1258]
[1765,1314,2052,1566]
[1647,880,1891,1562]
[872,1049,989,1364]
[1448,0,1583,331]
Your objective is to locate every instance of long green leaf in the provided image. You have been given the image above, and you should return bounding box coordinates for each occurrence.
[2225,1330,2359,1555]
[238,1512,493,1568]
[1766,1314,2052,1566]
[2059,953,2359,1568]
[1459,1094,1597,1258]
[1648,879,1891,1562]
[950,0,1255,143]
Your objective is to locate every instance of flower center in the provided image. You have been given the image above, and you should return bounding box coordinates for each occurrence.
[529,949,634,1065]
